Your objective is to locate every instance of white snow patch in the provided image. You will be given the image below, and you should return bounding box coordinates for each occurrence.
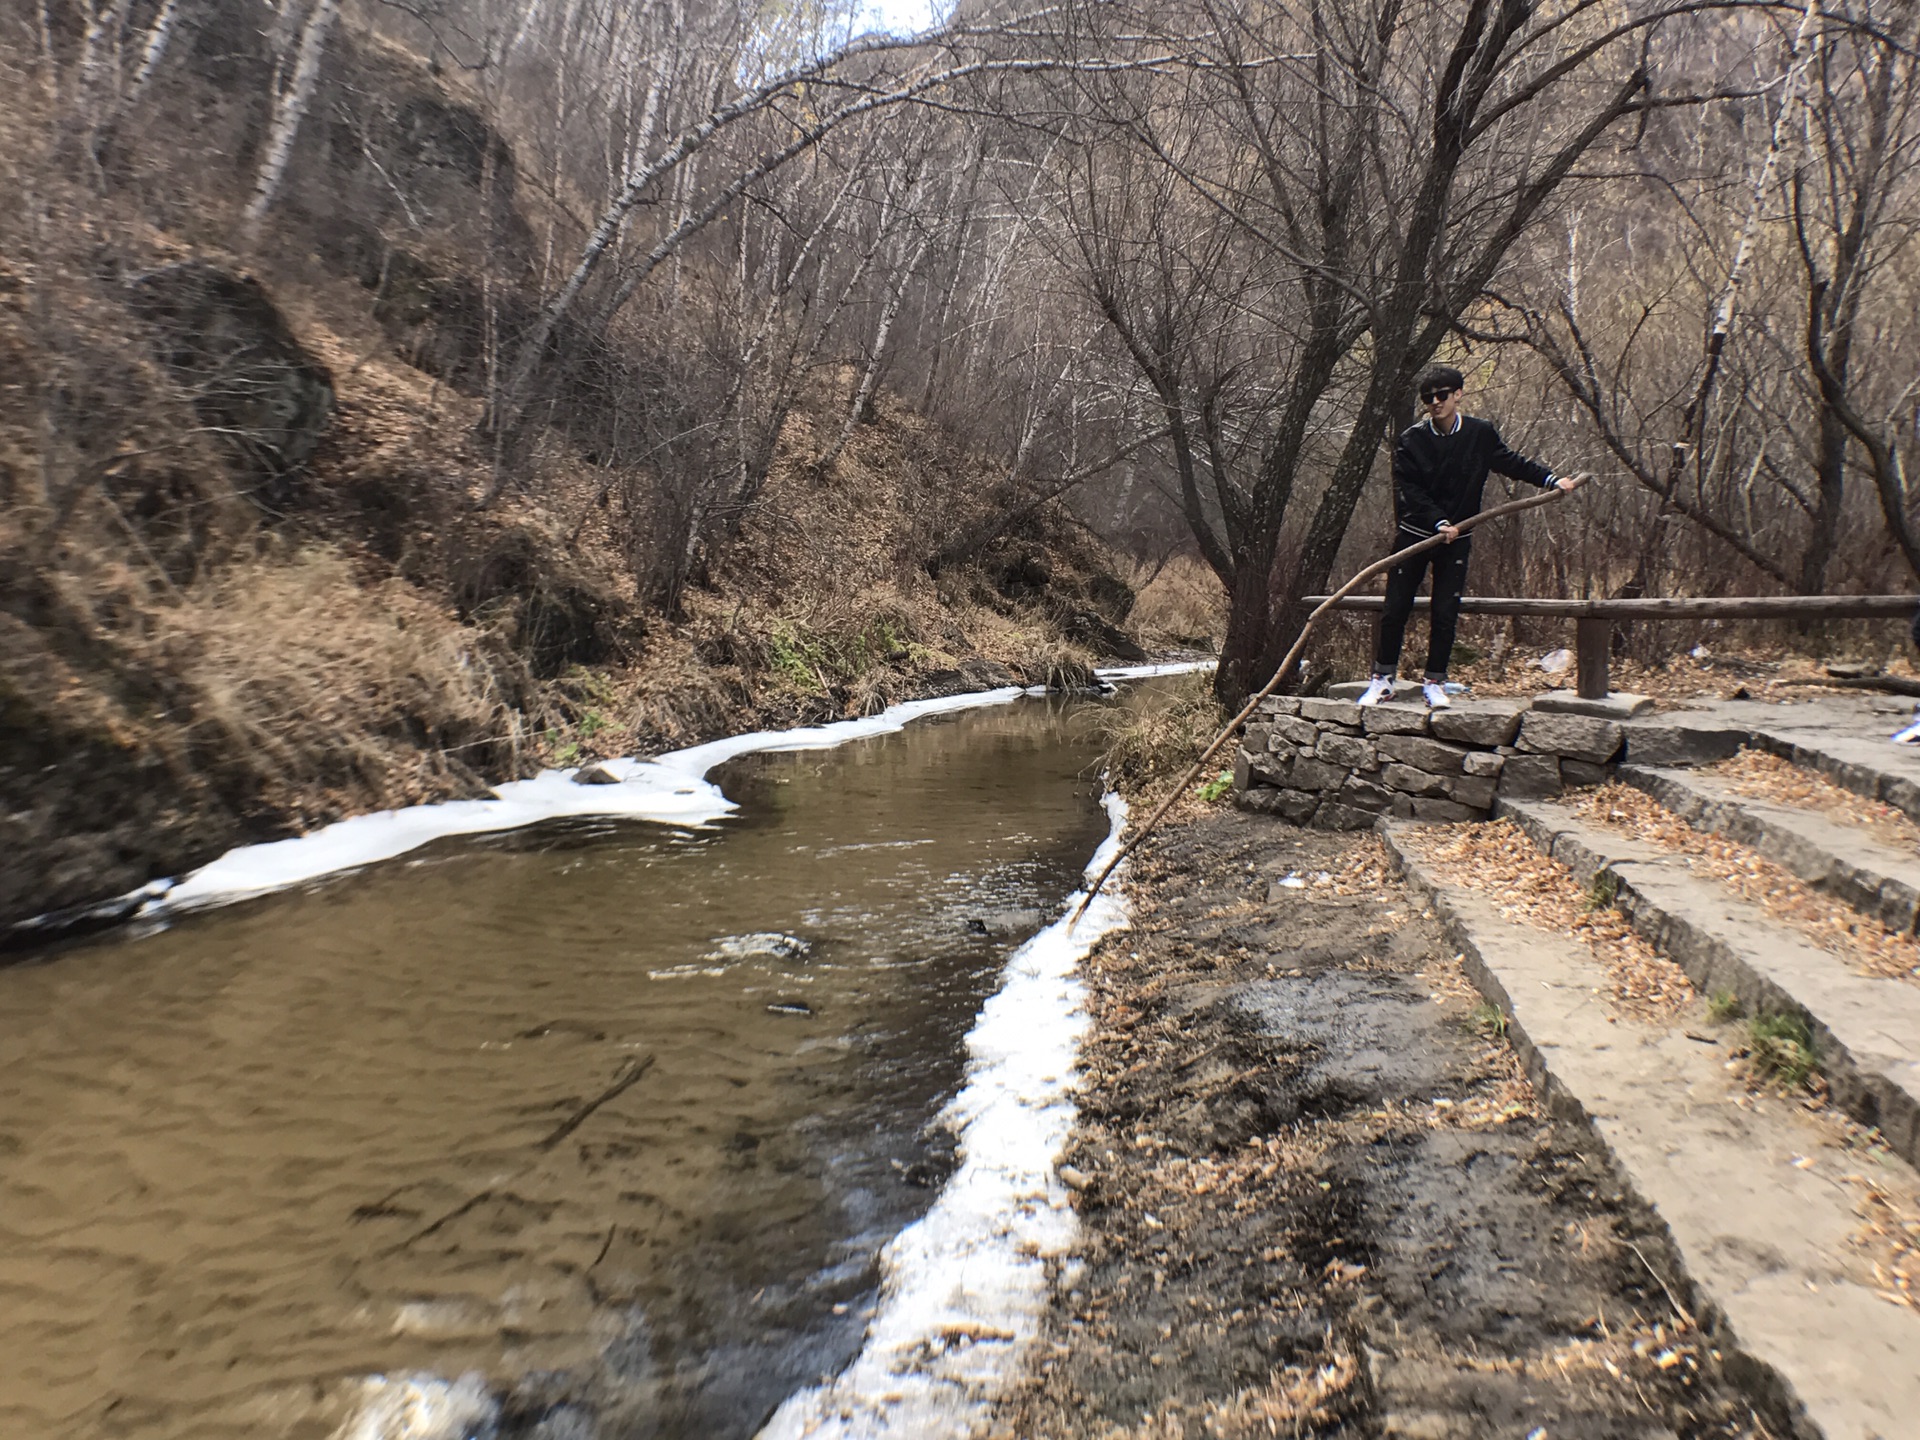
[331,1372,497,1440]
[300,668,1164,1440]
[753,792,1131,1440]
[1095,659,1214,680]
[109,661,1209,922]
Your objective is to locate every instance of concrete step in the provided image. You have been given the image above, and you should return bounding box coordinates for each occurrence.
[1752,721,1920,830]
[1617,695,1920,826]
[1383,821,1920,1440]
[1496,796,1920,1171]
[1619,763,1920,934]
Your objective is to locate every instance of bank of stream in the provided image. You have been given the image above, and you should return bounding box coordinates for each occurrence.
[997,810,1770,1439]
[0,682,1171,1440]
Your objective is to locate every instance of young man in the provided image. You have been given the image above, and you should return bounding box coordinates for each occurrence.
[1359,366,1584,710]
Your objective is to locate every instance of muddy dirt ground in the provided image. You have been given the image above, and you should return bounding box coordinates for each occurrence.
[992,807,1776,1440]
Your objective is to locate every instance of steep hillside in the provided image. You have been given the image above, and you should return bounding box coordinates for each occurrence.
[0,7,1193,936]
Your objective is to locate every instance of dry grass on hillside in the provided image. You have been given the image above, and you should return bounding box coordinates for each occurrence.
[1125,555,1225,650]
[21,543,525,820]
[152,551,524,810]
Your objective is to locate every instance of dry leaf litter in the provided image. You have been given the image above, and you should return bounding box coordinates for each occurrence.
[1423,786,1920,1314]
[1570,784,1920,983]
[1850,1177,1920,1312]
[1710,748,1920,853]
[1001,817,1766,1438]
[1403,820,1695,1019]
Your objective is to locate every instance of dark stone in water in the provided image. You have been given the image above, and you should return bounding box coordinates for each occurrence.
[894,1157,941,1187]
[573,766,620,785]
[765,999,813,1016]
[517,1020,608,1041]
[966,909,1045,938]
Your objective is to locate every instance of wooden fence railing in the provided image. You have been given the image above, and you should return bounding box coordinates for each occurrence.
[1301,594,1915,700]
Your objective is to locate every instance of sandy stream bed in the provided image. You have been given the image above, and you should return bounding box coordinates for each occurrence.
[989,808,1772,1440]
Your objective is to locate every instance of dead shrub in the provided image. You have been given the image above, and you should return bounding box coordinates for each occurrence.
[1016,635,1098,690]
[1085,670,1226,797]
[1127,554,1225,650]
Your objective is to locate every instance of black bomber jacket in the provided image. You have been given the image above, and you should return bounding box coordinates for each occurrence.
[1392,414,1556,536]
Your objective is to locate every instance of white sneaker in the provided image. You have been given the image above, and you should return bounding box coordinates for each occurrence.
[1893,712,1920,744]
[1422,680,1452,709]
[1358,676,1395,707]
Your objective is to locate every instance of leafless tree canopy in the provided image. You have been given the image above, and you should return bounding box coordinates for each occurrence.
[9,0,1920,702]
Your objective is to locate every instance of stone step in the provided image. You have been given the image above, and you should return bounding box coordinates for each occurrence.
[1382,822,1920,1440]
[1496,796,1920,1171]
[1618,763,1920,934]
[1753,725,1920,831]
[1614,695,1920,827]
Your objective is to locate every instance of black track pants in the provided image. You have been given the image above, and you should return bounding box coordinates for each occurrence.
[1374,539,1471,680]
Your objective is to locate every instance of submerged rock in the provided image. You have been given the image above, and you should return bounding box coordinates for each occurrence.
[709,932,812,963]
[965,908,1046,938]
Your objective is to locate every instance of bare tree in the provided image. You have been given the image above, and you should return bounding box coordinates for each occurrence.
[1024,0,1740,702]
[244,0,340,226]
[1797,0,1920,580]
[1495,0,1920,597]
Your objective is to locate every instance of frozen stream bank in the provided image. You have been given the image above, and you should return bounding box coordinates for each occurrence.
[0,669,1199,1440]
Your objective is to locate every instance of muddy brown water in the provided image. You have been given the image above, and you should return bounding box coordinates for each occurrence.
[0,697,1122,1440]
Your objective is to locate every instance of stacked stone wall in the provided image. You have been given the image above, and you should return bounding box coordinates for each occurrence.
[1234,696,1627,830]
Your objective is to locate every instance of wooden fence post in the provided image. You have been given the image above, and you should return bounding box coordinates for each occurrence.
[1576,616,1611,699]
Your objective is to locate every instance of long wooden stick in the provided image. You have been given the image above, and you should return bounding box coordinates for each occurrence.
[1071,483,1577,926]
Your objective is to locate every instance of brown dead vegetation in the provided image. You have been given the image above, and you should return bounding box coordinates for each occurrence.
[1085,672,1228,802]
[1403,820,1698,1020]
[1,296,1138,925]
[1570,783,1920,984]
[1710,748,1920,852]
[0,15,1164,930]
[996,812,1766,1439]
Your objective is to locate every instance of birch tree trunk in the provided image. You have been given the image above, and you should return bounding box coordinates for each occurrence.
[1673,0,1823,463]
[817,227,935,474]
[243,0,338,228]
[76,0,132,117]
[128,0,182,104]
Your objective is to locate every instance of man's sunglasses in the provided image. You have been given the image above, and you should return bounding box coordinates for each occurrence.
[1420,386,1457,403]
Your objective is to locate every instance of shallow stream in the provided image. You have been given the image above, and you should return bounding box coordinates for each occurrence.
[0,692,1131,1440]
